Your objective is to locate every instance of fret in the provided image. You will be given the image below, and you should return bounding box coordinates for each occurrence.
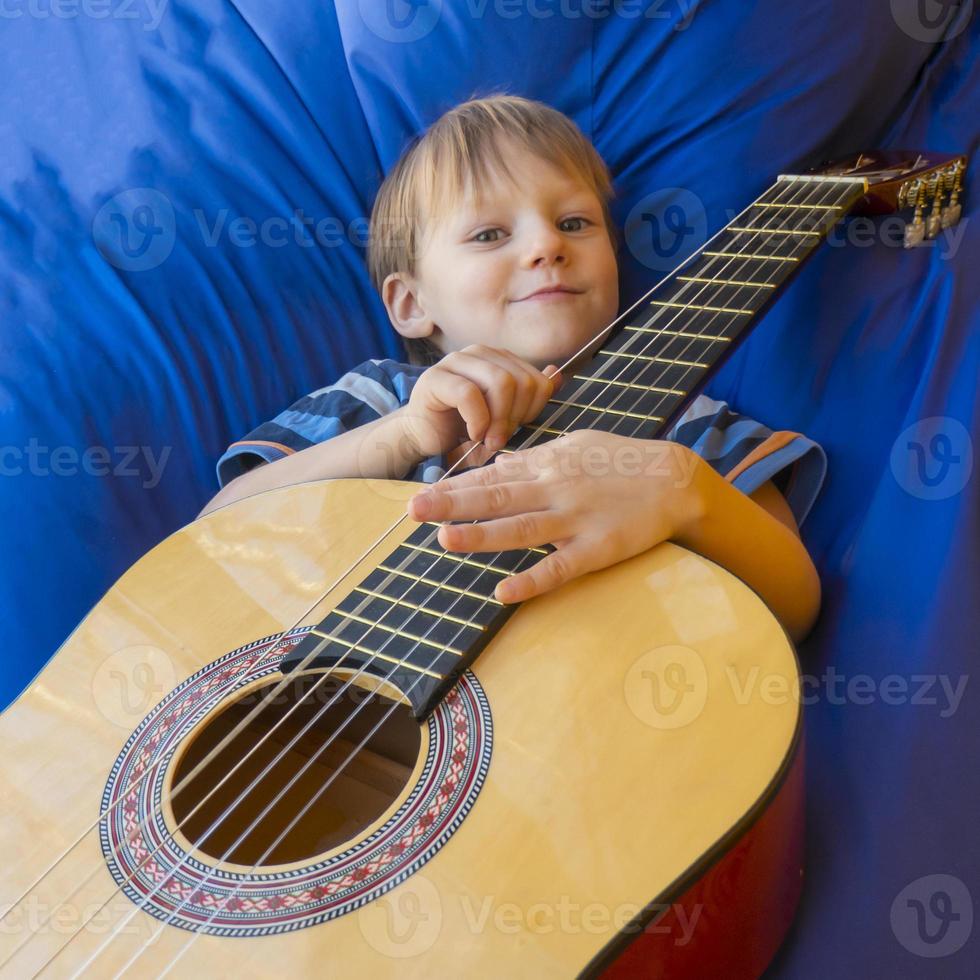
[649,299,753,315]
[308,631,446,679]
[731,206,839,234]
[532,402,649,435]
[366,564,505,609]
[519,423,567,439]
[702,250,799,262]
[545,396,664,424]
[759,178,865,207]
[603,347,709,370]
[677,275,776,289]
[623,324,731,343]
[614,328,724,366]
[653,280,771,314]
[561,378,681,421]
[383,542,521,594]
[712,230,809,259]
[321,607,468,657]
[727,225,822,236]
[689,255,798,282]
[351,586,487,631]
[571,373,686,396]
[403,541,541,573]
[374,563,504,606]
[402,520,549,556]
[587,351,696,390]
[574,352,692,389]
[750,201,840,211]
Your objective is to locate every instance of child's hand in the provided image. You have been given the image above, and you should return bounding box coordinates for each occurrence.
[405,429,704,603]
[397,345,564,460]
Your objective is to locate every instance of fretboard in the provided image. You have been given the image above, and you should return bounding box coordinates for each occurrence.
[283,174,867,720]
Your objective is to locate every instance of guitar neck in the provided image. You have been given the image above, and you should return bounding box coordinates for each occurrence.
[503,173,869,451]
[282,174,870,721]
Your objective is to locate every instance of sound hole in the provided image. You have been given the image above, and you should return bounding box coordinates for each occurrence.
[169,671,421,867]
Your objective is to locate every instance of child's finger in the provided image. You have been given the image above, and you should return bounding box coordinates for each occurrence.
[430,369,492,444]
[524,364,562,425]
[495,545,582,603]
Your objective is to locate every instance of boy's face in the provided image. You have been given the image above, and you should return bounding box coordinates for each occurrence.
[384,139,620,371]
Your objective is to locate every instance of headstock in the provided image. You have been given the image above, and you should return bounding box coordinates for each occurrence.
[805,150,968,247]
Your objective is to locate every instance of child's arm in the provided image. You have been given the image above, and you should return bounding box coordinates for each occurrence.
[198,406,423,519]
[406,430,821,645]
[672,458,821,644]
[199,346,562,520]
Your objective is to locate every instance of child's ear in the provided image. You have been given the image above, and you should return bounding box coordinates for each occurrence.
[382,272,436,342]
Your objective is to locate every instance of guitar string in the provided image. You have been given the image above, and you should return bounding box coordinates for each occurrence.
[0,176,797,960]
[0,172,810,957]
[141,178,854,980]
[1,170,785,938]
[0,185,776,968]
[33,175,841,977]
[21,176,840,976]
[62,176,848,977]
[0,172,848,944]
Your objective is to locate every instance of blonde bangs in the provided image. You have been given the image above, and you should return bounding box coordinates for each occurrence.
[367,94,618,365]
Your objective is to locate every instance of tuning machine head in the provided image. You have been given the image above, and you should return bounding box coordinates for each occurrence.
[897,158,967,248]
[940,159,965,231]
[812,151,968,250]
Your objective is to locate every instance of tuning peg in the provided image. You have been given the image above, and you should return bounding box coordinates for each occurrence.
[904,179,927,248]
[941,162,964,229]
[925,174,944,239]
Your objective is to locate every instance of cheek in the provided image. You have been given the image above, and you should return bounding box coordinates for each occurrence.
[595,252,620,309]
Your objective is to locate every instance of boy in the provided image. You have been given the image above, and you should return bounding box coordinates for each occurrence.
[201,95,825,644]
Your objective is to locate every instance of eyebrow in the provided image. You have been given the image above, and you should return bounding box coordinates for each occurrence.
[455,189,599,224]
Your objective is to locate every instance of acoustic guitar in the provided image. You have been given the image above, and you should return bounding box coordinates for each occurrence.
[0,150,967,978]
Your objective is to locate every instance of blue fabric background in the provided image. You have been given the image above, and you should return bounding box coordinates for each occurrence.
[1,1,976,974]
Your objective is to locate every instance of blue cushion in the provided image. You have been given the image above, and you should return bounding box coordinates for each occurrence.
[2,1,977,974]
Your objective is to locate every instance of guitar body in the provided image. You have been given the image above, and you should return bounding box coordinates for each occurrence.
[0,479,802,978]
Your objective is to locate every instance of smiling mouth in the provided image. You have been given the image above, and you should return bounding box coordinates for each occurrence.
[517,287,584,301]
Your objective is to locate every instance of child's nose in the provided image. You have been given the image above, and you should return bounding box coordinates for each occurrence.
[522,227,567,268]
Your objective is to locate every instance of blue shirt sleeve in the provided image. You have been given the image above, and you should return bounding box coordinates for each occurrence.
[215,359,430,488]
[664,394,828,527]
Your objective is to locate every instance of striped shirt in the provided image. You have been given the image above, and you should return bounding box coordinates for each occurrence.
[217,358,828,526]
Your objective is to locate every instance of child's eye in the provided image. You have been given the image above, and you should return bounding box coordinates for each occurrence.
[559,217,590,232]
[472,228,504,243]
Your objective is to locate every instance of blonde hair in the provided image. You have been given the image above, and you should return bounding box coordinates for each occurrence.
[368,92,620,367]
